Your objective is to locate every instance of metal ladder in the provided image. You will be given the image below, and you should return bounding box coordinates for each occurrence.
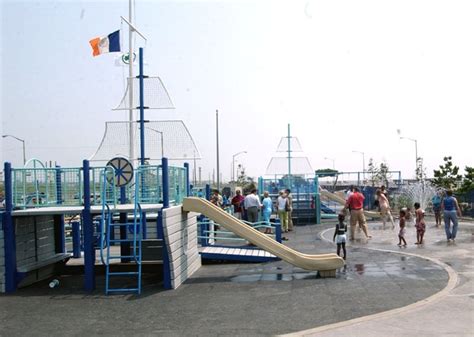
[100,167,142,295]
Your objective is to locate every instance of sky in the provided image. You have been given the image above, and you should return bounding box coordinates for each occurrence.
[1,0,473,182]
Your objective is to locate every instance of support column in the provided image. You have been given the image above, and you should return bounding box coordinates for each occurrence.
[82,160,95,291]
[3,162,17,292]
[184,163,190,197]
[55,165,65,254]
[160,157,171,289]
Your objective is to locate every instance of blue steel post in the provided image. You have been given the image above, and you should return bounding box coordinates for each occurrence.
[72,221,81,258]
[3,162,17,292]
[162,158,170,208]
[274,218,282,243]
[315,174,321,224]
[205,184,211,201]
[139,47,146,166]
[120,187,130,262]
[82,160,95,291]
[258,177,263,194]
[160,157,171,289]
[184,163,190,197]
[257,177,263,221]
[55,165,65,253]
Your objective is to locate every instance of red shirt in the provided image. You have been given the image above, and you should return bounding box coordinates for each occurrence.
[231,194,245,213]
[346,192,364,210]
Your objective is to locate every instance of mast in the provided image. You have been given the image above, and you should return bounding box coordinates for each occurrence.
[128,0,135,164]
[287,123,291,188]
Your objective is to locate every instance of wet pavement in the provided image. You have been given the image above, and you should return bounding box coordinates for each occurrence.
[0,218,473,336]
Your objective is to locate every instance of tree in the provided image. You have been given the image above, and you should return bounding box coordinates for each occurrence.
[367,158,380,186]
[416,157,427,181]
[432,156,462,190]
[376,161,392,188]
[235,165,256,194]
[459,166,474,194]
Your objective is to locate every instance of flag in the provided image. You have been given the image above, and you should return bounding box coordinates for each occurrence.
[89,30,121,57]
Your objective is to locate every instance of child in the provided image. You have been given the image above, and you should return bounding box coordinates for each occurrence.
[398,209,407,247]
[414,202,426,244]
[333,213,348,260]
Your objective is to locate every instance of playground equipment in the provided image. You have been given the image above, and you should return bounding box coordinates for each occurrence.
[198,217,282,262]
[259,169,403,225]
[0,157,202,294]
[183,197,345,275]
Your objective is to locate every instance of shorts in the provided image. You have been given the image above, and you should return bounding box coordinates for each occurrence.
[336,234,347,244]
[416,222,426,233]
[399,228,406,237]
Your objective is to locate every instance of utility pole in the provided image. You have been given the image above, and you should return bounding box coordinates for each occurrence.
[216,109,220,191]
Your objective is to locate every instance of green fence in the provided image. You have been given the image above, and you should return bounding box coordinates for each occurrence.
[10,164,186,209]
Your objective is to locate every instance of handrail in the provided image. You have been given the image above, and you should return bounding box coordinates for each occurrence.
[99,203,111,266]
[100,166,115,266]
[134,202,143,265]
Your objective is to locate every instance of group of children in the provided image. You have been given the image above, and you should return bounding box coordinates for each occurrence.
[333,202,426,260]
[398,203,426,246]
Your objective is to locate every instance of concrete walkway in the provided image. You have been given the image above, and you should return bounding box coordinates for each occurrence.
[283,219,474,337]
[0,218,472,336]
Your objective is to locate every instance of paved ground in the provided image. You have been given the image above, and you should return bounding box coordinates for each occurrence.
[0,218,473,337]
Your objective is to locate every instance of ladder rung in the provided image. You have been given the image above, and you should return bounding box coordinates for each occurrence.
[109,223,139,227]
[107,288,140,293]
[108,272,139,276]
[108,255,138,259]
[109,239,136,243]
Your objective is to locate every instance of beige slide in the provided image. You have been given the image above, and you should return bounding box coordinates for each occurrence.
[320,190,382,218]
[182,197,344,274]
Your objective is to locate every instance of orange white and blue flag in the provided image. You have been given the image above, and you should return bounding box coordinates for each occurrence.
[89,30,121,57]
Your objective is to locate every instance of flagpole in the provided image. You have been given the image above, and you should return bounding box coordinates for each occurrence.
[128,0,135,165]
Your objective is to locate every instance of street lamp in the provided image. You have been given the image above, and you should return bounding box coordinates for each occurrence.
[232,151,247,182]
[324,157,335,170]
[399,136,418,176]
[352,150,365,179]
[3,134,26,165]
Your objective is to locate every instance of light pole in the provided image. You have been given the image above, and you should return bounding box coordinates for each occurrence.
[352,150,365,179]
[324,157,335,170]
[145,127,164,158]
[232,151,247,182]
[399,136,418,176]
[3,134,26,165]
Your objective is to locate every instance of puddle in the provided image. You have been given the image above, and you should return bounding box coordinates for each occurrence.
[354,264,365,275]
[231,272,316,283]
[231,275,261,283]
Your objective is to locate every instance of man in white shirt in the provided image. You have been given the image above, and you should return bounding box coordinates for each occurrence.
[244,189,262,224]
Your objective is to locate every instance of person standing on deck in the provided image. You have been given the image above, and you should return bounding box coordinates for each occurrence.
[285,189,294,231]
[262,191,273,234]
[231,189,245,220]
[244,189,262,224]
